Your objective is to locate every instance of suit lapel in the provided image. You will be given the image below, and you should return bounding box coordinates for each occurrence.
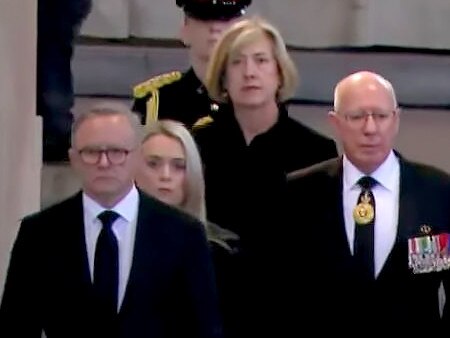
[119,192,160,314]
[378,158,416,279]
[65,193,92,288]
[328,158,353,259]
[396,159,418,242]
[53,192,93,307]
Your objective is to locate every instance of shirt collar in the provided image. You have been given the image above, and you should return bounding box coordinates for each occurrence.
[83,185,139,223]
[343,150,399,191]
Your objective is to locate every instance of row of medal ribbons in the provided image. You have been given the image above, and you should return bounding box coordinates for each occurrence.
[408,233,450,274]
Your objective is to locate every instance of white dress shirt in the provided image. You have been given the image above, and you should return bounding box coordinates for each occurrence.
[342,151,400,277]
[83,185,139,310]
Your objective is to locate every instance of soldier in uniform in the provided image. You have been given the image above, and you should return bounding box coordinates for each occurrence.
[132,0,252,128]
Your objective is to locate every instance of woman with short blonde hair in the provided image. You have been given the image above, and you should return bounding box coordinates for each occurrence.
[193,16,337,338]
[206,16,298,104]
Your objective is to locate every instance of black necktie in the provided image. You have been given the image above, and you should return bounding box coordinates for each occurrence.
[94,210,120,316]
[353,176,377,281]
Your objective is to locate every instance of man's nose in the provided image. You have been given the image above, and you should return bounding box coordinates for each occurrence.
[98,151,110,167]
[362,113,378,133]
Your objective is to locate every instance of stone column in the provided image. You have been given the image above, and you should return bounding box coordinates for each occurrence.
[0,0,41,295]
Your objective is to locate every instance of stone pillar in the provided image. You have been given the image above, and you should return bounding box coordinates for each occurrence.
[0,0,41,295]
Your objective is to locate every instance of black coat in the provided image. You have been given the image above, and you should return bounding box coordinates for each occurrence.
[194,105,338,338]
[0,191,223,338]
[286,156,450,335]
[194,105,337,239]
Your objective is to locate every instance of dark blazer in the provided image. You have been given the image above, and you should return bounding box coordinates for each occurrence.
[286,156,450,334]
[194,104,337,237]
[0,191,223,338]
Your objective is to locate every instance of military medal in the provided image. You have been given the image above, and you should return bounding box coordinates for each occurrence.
[353,191,374,225]
[408,230,450,274]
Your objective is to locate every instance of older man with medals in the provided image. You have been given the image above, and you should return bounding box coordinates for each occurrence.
[287,71,450,334]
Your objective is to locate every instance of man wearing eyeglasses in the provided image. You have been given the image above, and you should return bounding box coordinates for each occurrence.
[0,102,223,338]
[286,71,450,334]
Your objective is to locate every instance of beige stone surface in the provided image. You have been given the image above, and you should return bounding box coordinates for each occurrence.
[0,0,41,296]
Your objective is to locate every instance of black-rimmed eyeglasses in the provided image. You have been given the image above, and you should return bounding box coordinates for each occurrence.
[78,147,134,165]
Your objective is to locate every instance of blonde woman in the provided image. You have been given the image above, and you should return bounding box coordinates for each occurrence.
[136,119,237,251]
[195,16,337,234]
[193,16,338,337]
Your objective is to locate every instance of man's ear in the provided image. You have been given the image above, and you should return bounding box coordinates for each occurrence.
[327,110,340,136]
[180,16,190,46]
[393,108,401,135]
[68,147,76,167]
[327,110,337,123]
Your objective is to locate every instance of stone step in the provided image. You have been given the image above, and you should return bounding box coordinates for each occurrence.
[41,98,450,209]
[73,43,450,108]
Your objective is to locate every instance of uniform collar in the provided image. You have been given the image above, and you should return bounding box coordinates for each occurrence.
[184,68,206,94]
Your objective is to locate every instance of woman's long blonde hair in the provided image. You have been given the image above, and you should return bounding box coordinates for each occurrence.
[142,120,206,224]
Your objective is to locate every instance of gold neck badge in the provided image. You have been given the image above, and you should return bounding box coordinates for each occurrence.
[353,191,374,225]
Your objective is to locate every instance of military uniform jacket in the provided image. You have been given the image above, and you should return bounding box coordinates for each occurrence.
[193,105,337,338]
[132,68,225,128]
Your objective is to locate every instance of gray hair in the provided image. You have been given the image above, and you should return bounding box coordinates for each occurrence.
[333,71,398,112]
[71,101,143,146]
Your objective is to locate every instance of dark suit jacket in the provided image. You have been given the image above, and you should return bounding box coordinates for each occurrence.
[287,156,450,335]
[0,191,223,338]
